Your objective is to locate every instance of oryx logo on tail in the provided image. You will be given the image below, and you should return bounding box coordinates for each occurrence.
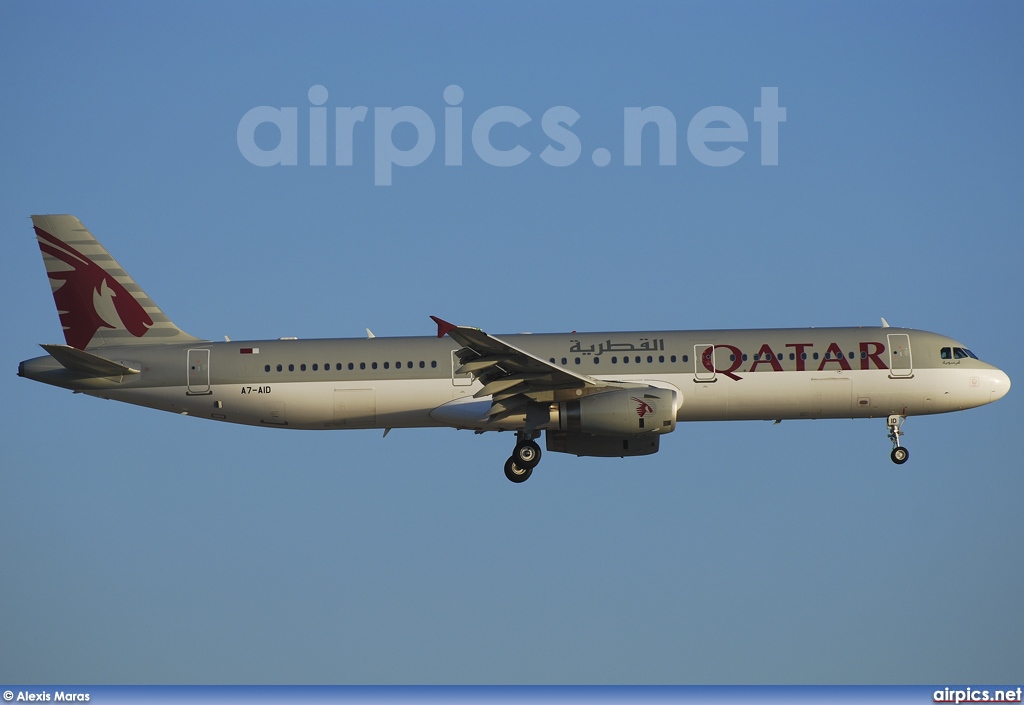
[35,226,153,349]
[31,215,200,349]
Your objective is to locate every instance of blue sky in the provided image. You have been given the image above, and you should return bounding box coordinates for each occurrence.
[1,0,1022,684]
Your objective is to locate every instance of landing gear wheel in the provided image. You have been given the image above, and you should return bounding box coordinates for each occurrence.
[513,440,542,469]
[504,456,533,483]
[886,415,909,465]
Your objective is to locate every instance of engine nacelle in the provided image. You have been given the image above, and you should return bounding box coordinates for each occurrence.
[546,430,660,458]
[557,387,677,436]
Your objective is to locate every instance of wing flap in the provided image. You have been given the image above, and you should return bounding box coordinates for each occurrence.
[455,355,506,375]
[486,394,531,417]
[431,316,620,425]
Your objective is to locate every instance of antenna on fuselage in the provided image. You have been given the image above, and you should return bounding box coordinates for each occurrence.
[881,318,890,328]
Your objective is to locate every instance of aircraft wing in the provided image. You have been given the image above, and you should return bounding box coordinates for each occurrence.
[431,316,618,421]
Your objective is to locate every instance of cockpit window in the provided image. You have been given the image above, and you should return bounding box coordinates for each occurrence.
[943,346,979,360]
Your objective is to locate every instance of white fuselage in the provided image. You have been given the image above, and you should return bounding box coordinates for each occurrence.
[23,326,1007,431]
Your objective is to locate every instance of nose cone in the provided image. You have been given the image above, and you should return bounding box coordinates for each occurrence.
[990,368,1011,403]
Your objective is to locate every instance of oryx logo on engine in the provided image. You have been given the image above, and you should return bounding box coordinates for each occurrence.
[632,396,656,418]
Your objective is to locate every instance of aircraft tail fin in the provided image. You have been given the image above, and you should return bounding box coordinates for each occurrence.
[31,214,203,349]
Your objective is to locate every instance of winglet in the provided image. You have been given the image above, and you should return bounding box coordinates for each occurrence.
[431,316,458,339]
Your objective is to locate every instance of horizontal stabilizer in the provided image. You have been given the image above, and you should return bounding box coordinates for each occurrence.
[40,344,140,376]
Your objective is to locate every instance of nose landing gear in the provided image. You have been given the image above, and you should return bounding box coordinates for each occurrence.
[504,433,542,483]
[887,414,909,464]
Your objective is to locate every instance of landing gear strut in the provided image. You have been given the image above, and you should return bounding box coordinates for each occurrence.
[887,414,909,465]
[504,433,542,483]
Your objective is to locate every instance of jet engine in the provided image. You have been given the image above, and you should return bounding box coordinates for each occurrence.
[558,387,677,435]
[546,387,677,457]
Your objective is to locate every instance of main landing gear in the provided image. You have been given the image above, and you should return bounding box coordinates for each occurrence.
[504,433,542,483]
[887,414,909,465]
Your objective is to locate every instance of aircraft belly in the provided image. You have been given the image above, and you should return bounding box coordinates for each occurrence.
[882,367,999,415]
[84,387,195,416]
[339,378,452,429]
[714,372,825,420]
[96,379,453,430]
[84,365,999,430]
[711,369,992,421]
[674,369,983,422]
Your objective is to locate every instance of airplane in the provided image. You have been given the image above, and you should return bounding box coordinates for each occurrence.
[18,214,1011,482]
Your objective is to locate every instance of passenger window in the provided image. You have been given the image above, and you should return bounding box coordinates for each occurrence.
[561,357,567,365]
[647,356,653,363]
[265,365,271,372]
[396,362,401,369]
[371,362,377,370]
[276,364,283,372]
[431,361,437,368]
[612,356,619,363]
[349,363,355,370]
[383,362,389,369]
[574,357,581,365]
[360,362,366,370]
[300,364,306,371]
[659,355,665,363]
[312,364,318,371]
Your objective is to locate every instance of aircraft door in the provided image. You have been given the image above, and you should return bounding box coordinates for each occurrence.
[186,349,211,395]
[694,344,716,382]
[887,334,913,378]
